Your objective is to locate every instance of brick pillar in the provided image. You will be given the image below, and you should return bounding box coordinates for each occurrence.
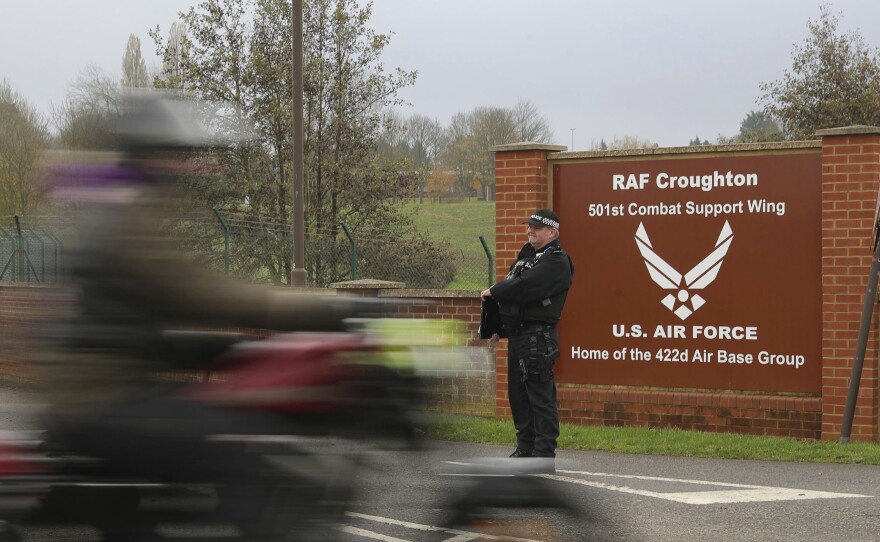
[489,142,566,418]
[817,126,880,441]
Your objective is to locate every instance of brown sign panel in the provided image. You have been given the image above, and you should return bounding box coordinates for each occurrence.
[553,152,822,393]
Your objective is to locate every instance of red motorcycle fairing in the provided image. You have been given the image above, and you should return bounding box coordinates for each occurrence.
[0,329,422,540]
[0,431,50,476]
[176,331,382,413]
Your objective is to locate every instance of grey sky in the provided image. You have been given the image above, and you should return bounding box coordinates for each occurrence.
[3,1,880,148]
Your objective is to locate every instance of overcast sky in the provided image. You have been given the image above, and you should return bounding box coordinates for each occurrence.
[3,1,880,148]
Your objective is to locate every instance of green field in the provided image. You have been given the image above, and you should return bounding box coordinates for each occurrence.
[404,199,495,290]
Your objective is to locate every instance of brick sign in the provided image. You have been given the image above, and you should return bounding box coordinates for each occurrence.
[553,152,822,393]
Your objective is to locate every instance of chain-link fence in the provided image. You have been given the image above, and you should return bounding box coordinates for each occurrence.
[3,212,495,290]
[0,217,64,283]
[207,210,495,289]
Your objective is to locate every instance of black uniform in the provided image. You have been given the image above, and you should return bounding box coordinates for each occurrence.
[489,240,574,457]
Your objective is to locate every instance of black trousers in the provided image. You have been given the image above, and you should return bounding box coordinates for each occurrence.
[506,325,560,457]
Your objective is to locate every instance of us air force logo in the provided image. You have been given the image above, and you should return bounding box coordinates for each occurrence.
[634,221,733,320]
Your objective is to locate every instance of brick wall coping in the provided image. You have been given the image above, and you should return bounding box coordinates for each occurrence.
[489,142,568,153]
[377,289,480,299]
[815,125,880,136]
[0,282,336,296]
[550,140,821,161]
[0,283,57,290]
[0,282,480,299]
[329,279,405,290]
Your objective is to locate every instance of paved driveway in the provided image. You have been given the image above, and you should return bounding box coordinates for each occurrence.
[2,388,878,541]
[336,441,879,542]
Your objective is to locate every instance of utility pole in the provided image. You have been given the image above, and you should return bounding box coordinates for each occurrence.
[291,0,307,287]
[570,128,576,150]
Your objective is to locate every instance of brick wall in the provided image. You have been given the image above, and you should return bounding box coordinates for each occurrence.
[377,287,493,416]
[553,390,821,439]
[0,284,76,379]
[817,126,880,441]
[492,130,880,442]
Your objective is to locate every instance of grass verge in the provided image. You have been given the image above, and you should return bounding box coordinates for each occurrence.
[425,413,880,465]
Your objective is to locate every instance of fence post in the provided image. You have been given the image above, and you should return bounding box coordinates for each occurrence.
[211,208,230,275]
[13,216,39,282]
[0,224,12,281]
[340,221,358,280]
[14,216,23,281]
[479,235,494,288]
[46,232,63,281]
[27,229,46,282]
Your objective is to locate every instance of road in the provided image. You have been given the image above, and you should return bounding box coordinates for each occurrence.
[2,386,879,541]
[337,441,879,542]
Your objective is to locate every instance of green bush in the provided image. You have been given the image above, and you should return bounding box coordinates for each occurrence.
[358,237,457,288]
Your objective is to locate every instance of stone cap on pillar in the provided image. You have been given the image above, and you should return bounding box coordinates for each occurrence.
[815,125,880,137]
[329,278,405,297]
[489,141,568,153]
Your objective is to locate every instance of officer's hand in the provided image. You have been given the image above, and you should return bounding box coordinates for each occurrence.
[480,289,492,300]
[489,332,500,343]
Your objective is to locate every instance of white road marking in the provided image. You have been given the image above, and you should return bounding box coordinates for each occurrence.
[442,461,872,505]
[337,525,412,542]
[540,470,873,505]
[343,512,544,542]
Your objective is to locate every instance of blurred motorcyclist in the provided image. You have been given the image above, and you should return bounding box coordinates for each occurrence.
[35,90,361,540]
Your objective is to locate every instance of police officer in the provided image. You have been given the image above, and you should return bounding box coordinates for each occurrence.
[481,209,574,467]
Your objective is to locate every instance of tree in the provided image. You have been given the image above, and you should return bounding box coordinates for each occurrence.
[63,64,119,116]
[151,0,447,287]
[737,110,783,142]
[442,106,516,200]
[412,100,554,201]
[596,135,658,150]
[424,162,456,198]
[151,21,191,89]
[404,114,445,201]
[0,80,48,217]
[121,34,151,88]
[402,114,446,169]
[441,111,478,197]
[52,65,119,150]
[378,112,445,201]
[511,98,554,143]
[759,4,880,140]
[468,106,516,199]
[377,111,409,160]
[296,0,422,283]
[688,136,710,146]
[378,112,446,170]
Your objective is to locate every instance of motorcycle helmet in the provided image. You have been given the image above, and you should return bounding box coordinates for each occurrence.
[112,88,235,154]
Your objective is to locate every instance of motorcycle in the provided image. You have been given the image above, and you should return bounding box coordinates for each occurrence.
[0,318,455,541]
